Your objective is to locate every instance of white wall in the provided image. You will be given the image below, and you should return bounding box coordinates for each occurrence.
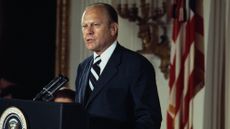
[69,1,211,129]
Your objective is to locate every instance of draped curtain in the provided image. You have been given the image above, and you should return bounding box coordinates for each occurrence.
[225,0,230,128]
[204,0,230,129]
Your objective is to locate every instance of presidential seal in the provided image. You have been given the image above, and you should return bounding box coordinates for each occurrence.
[0,106,27,129]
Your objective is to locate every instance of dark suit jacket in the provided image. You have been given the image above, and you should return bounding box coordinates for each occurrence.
[75,43,162,129]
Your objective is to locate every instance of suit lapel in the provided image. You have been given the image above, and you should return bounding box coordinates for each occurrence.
[80,57,93,106]
[85,44,122,108]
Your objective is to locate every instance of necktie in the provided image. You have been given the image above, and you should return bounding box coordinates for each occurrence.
[89,56,101,91]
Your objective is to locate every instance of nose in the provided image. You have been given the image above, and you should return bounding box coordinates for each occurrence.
[85,26,94,35]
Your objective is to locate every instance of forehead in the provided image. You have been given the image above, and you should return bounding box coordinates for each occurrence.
[82,6,108,22]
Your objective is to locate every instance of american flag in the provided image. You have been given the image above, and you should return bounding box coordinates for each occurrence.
[167,0,205,129]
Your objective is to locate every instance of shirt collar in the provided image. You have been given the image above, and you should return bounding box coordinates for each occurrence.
[93,41,117,61]
[93,41,117,73]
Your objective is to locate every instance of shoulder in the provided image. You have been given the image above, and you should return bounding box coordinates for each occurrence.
[77,55,93,72]
[117,44,155,71]
[79,55,93,67]
[118,44,152,64]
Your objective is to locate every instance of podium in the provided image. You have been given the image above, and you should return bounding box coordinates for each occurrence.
[0,98,89,129]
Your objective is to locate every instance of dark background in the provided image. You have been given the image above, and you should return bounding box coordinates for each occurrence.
[0,0,57,99]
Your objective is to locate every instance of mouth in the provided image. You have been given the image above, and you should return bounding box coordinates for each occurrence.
[86,39,92,42]
[86,38,95,43]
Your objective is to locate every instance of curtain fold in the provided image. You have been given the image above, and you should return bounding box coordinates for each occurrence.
[225,0,230,129]
[204,0,228,129]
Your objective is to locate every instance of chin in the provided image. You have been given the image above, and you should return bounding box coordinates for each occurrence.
[87,47,96,51]
[86,44,94,50]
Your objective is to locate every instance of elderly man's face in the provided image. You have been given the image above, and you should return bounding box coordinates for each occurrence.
[81,7,118,55]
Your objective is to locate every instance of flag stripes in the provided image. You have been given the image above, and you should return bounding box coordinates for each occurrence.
[167,0,204,129]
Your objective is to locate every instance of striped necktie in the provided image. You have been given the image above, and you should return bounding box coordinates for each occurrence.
[89,56,101,91]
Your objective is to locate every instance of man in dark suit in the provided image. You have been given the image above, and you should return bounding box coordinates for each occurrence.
[75,3,162,129]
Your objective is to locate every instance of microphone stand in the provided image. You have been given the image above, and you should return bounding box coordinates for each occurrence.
[33,75,69,102]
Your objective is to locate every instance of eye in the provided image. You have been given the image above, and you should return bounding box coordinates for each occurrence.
[82,24,87,28]
[93,23,100,27]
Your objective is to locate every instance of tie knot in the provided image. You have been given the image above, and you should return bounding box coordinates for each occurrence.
[94,56,101,65]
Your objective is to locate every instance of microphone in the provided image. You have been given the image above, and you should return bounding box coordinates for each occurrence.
[33,75,69,101]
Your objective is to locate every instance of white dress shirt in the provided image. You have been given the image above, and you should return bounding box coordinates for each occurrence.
[93,41,117,74]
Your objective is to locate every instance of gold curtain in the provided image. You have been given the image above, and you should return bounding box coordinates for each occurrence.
[55,0,70,78]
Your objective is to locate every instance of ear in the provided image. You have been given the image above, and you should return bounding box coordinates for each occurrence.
[110,23,118,36]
